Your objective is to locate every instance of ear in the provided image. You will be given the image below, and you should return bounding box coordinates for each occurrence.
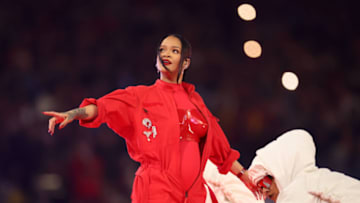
[183,58,191,70]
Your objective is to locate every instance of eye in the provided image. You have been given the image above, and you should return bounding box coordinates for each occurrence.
[173,49,180,54]
[159,48,164,52]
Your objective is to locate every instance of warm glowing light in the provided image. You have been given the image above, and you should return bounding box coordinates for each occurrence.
[281,72,299,91]
[243,40,262,58]
[36,174,62,191]
[237,4,256,21]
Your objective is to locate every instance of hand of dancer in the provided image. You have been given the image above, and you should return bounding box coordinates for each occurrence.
[237,169,263,200]
[257,176,273,199]
[43,110,76,135]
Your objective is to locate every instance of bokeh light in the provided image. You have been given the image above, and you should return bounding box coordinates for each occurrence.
[35,174,62,191]
[243,40,262,58]
[281,72,299,91]
[237,4,256,21]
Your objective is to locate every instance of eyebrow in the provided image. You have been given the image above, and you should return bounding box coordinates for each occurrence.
[160,45,181,49]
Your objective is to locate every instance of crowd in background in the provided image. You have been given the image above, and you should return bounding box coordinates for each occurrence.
[0,0,359,202]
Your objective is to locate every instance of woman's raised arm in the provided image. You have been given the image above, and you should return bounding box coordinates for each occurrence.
[43,104,98,135]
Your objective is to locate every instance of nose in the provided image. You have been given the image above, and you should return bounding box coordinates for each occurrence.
[161,49,171,58]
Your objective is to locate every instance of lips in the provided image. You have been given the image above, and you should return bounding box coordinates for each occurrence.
[162,59,172,65]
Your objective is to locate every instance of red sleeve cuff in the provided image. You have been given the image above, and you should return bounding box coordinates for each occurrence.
[78,98,105,128]
[217,149,240,174]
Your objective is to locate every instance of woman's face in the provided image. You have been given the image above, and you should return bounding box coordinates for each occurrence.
[156,35,182,74]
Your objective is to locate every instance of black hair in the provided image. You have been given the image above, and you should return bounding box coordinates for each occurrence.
[156,34,192,83]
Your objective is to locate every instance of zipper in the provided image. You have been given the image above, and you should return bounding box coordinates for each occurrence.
[184,192,188,203]
[183,92,211,200]
[181,89,210,202]
[183,143,205,201]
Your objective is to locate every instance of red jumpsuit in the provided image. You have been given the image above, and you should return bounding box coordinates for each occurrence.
[79,79,240,203]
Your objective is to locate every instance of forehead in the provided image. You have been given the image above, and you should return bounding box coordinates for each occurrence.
[160,36,182,48]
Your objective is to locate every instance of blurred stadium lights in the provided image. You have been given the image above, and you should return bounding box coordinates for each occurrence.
[237,3,256,21]
[35,173,63,191]
[243,40,262,58]
[281,71,299,91]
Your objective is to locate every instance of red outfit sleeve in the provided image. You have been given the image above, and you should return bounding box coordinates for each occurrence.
[209,117,240,174]
[79,87,138,140]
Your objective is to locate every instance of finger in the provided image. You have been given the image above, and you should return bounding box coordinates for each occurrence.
[253,191,259,200]
[59,118,72,129]
[258,190,263,200]
[48,117,56,136]
[260,189,267,199]
[55,116,65,124]
[44,112,66,124]
[43,111,61,117]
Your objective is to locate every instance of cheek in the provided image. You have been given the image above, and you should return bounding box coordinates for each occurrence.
[173,56,181,67]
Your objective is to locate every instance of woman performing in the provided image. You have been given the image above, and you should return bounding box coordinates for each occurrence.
[43,34,260,203]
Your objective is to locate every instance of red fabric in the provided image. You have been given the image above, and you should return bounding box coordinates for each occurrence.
[79,79,240,203]
[165,81,208,192]
[178,109,208,191]
[205,182,219,203]
[178,109,208,142]
[180,141,200,191]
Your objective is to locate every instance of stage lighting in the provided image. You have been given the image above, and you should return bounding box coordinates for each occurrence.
[281,72,299,91]
[243,40,262,58]
[237,4,256,21]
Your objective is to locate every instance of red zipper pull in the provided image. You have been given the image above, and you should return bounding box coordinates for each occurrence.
[184,191,188,202]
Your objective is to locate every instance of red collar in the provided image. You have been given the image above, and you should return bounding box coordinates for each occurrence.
[155,79,195,94]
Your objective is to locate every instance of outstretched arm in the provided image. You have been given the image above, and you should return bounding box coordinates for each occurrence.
[231,160,252,183]
[43,104,98,135]
[231,160,263,200]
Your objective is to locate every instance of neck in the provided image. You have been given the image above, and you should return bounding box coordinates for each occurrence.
[160,71,184,84]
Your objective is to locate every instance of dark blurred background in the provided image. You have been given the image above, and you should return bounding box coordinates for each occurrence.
[0,0,359,202]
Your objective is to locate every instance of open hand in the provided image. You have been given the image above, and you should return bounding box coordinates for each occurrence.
[43,111,75,135]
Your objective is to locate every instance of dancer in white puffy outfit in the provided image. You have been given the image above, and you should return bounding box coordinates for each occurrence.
[248,129,360,203]
[203,160,265,203]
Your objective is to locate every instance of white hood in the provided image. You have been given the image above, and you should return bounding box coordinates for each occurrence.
[249,129,317,192]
